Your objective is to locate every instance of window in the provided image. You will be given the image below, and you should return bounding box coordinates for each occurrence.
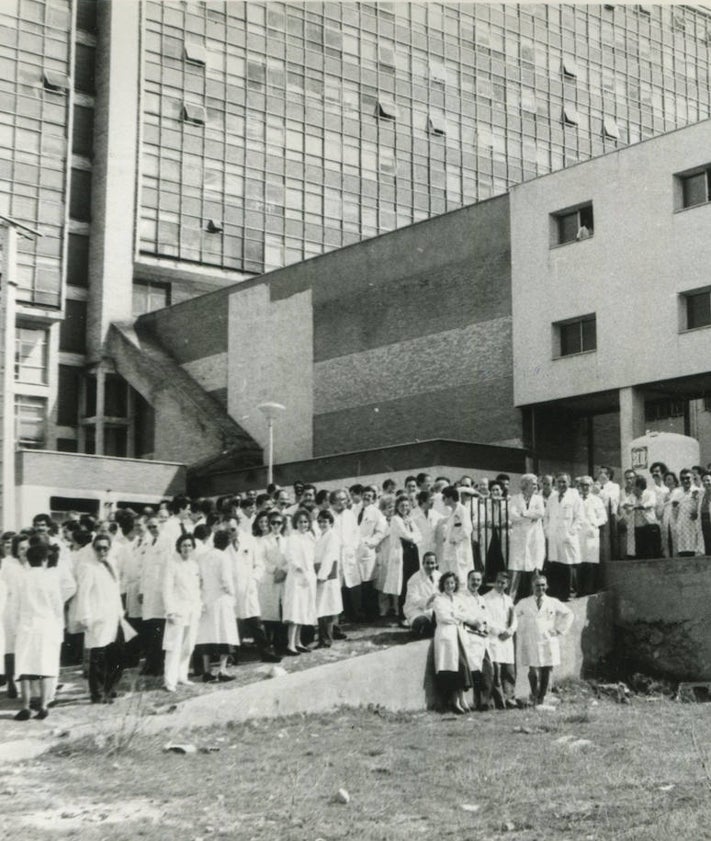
[57,365,81,427]
[74,43,96,94]
[60,299,87,354]
[70,168,92,222]
[15,326,48,384]
[378,44,395,68]
[184,40,207,66]
[428,112,446,136]
[376,97,398,120]
[43,70,69,93]
[72,105,94,157]
[555,315,597,357]
[15,395,46,449]
[603,117,620,140]
[679,168,711,209]
[67,234,90,287]
[645,399,685,422]
[132,281,170,317]
[552,203,594,245]
[562,104,579,126]
[684,290,711,330]
[183,103,206,125]
[562,56,578,78]
[429,61,447,84]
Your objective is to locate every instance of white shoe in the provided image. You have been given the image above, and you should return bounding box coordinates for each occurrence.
[163,685,176,693]
[177,678,193,686]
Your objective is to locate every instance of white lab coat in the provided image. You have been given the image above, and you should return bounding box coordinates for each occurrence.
[440,503,474,585]
[457,590,490,671]
[515,594,573,667]
[544,489,584,564]
[596,480,620,517]
[356,505,387,582]
[333,508,361,588]
[73,556,125,649]
[140,537,168,620]
[118,537,144,619]
[483,589,516,664]
[410,506,443,558]
[382,515,422,596]
[579,494,608,564]
[0,575,6,662]
[282,531,317,626]
[65,544,95,634]
[508,493,546,572]
[162,557,202,651]
[13,567,63,677]
[432,593,467,673]
[226,535,263,619]
[403,569,440,624]
[1,556,25,654]
[196,548,239,646]
[314,529,342,618]
[257,533,288,622]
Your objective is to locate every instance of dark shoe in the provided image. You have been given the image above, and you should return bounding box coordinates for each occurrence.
[34,708,49,720]
[315,642,332,649]
[260,650,282,663]
[7,686,18,700]
[90,696,102,704]
[14,709,31,721]
[102,697,114,705]
[29,698,41,711]
[296,645,311,654]
[202,673,217,683]
[284,649,300,657]
[333,630,348,640]
[217,673,235,683]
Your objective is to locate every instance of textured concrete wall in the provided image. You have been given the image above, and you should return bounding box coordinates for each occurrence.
[605,558,711,680]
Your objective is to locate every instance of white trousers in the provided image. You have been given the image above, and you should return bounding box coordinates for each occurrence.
[163,618,198,690]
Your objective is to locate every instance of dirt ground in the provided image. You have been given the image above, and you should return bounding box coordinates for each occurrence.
[3,690,711,841]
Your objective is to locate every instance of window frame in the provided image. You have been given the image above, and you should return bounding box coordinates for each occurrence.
[681,287,711,332]
[553,314,597,359]
[15,325,48,385]
[676,166,711,211]
[550,202,594,247]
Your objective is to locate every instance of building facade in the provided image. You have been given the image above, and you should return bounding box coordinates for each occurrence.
[4,1,711,519]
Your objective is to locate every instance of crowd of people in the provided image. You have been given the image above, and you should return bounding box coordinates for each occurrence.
[0,462,706,721]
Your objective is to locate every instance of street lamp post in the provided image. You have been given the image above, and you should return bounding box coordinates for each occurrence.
[257,401,286,487]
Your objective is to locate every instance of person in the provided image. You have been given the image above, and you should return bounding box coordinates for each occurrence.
[383,496,422,624]
[495,473,511,498]
[432,571,472,714]
[138,517,168,676]
[402,551,440,637]
[374,494,397,617]
[440,486,474,586]
[2,533,29,699]
[697,472,711,555]
[649,462,670,523]
[543,473,583,601]
[162,534,202,692]
[660,471,681,558]
[674,469,701,557]
[75,535,134,704]
[258,511,289,651]
[282,510,318,655]
[577,475,608,595]
[620,476,660,559]
[195,530,238,683]
[314,510,342,648]
[515,575,574,706]
[11,544,62,721]
[458,569,494,711]
[355,486,387,620]
[330,489,362,622]
[483,571,517,710]
[508,474,545,601]
[411,490,443,559]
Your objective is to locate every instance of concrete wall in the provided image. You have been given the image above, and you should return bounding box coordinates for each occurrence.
[511,119,711,408]
[605,557,711,680]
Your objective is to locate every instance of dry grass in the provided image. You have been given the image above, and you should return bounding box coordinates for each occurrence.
[3,696,711,840]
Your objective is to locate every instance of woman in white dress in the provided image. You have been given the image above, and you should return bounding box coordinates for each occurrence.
[162,534,202,693]
[433,571,472,714]
[383,497,422,624]
[660,472,681,558]
[282,510,317,655]
[374,494,396,617]
[195,530,238,682]
[13,543,63,720]
[314,510,342,648]
[2,533,30,699]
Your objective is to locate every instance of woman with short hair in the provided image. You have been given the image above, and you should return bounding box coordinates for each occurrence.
[433,571,472,714]
[162,534,202,692]
[314,510,342,648]
[282,510,317,655]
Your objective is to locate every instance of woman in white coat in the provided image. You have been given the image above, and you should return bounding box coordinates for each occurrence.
[195,530,238,683]
[433,571,472,714]
[314,510,342,648]
[508,474,545,601]
[282,510,317,655]
[383,497,422,624]
[162,534,202,693]
[2,533,29,699]
[374,494,396,617]
[12,543,63,720]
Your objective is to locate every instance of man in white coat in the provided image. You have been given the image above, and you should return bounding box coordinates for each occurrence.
[75,535,134,704]
[138,517,168,676]
[411,490,444,559]
[440,486,474,587]
[577,476,608,596]
[330,489,362,622]
[356,486,387,620]
[402,552,440,637]
[483,571,517,709]
[515,575,574,706]
[543,473,583,602]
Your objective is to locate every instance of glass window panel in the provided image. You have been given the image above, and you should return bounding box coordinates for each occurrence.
[15,325,47,384]
[682,171,708,208]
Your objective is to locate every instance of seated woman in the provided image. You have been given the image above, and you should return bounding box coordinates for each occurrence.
[432,571,472,714]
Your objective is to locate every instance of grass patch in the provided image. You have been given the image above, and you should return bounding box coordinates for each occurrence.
[5,698,711,840]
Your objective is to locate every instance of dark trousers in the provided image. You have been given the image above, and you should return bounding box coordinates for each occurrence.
[141,618,165,675]
[4,653,17,698]
[124,617,142,668]
[243,616,279,658]
[491,661,516,709]
[341,584,363,622]
[528,665,552,704]
[471,651,495,710]
[318,615,335,646]
[545,561,575,601]
[89,629,125,701]
[577,563,599,597]
[410,615,435,638]
[360,580,379,621]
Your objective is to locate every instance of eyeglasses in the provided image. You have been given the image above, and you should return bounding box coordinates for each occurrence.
[271,520,283,526]
[96,546,110,552]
